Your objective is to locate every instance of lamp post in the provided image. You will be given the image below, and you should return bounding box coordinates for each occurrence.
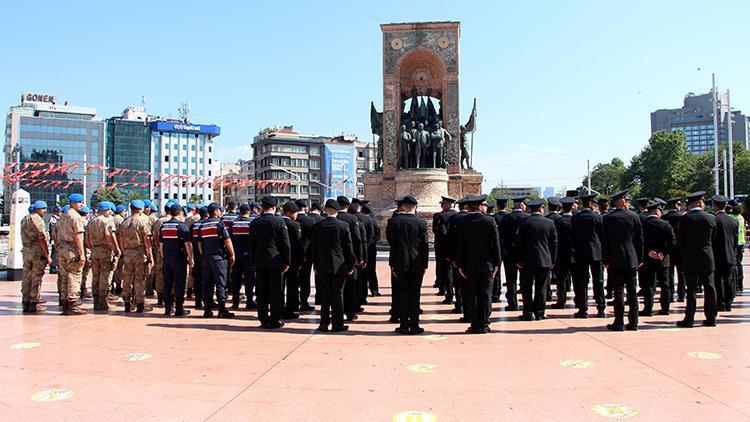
[270,163,301,200]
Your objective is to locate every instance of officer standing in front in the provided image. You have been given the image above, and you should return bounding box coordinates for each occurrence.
[249,197,291,329]
[309,199,355,332]
[20,200,51,313]
[198,203,236,319]
[711,195,739,312]
[387,195,429,335]
[601,190,643,331]
[515,199,557,320]
[56,194,88,315]
[640,200,676,316]
[677,191,718,327]
[571,193,605,318]
[160,204,194,317]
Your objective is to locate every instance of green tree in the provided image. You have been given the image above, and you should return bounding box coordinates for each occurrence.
[731,142,750,195]
[91,188,126,208]
[189,194,202,204]
[58,197,70,207]
[583,157,626,197]
[632,130,692,198]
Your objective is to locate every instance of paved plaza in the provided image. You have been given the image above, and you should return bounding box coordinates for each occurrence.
[1,258,748,421]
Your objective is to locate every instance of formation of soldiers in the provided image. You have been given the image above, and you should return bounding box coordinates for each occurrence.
[18,188,747,335]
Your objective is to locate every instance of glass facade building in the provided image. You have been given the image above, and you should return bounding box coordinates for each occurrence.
[106,113,151,199]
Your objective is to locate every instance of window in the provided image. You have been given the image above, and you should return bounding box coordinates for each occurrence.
[164,193,169,199]
[358,150,365,158]
[208,158,211,164]
[182,194,187,200]
[208,170,212,176]
[310,159,320,169]
[164,155,169,162]
[191,157,196,163]
[191,145,196,151]
[310,185,320,194]
[208,194,212,200]
[309,147,320,157]
[182,144,187,150]
[182,157,187,163]
[173,194,178,199]
[208,146,212,153]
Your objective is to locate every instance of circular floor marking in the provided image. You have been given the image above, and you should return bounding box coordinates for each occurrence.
[407,363,438,373]
[560,359,593,368]
[125,352,152,362]
[592,404,637,418]
[31,389,74,402]
[422,334,446,341]
[392,410,438,422]
[687,351,722,360]
[10,342,41,349]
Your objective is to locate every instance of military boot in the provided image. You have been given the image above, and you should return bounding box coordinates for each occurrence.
[185,288,193,299]
[60,300,69,315]
[65,300,87,315]
[156,293,164,307]
[203,308,214,318]
[218,301,235,319]
[124,302,131,313]
[231,295,240,310]
[27,303,39,314]
[22,301,30,313]
[164,300,173,316]
[195,297,203,310]
[174,300,191,317]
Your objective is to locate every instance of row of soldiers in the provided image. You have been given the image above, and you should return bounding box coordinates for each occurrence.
[431,190,745,333]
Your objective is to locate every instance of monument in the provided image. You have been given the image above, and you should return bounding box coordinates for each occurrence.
[365,21,483,238]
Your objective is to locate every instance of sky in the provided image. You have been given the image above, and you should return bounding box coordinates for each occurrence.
[2,0,749,193]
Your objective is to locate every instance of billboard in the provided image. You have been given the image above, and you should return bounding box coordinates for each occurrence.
[150,121,221,136]
[322,144,356,200]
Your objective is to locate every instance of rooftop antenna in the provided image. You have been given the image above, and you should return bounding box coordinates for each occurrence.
[141,95,147,110]
[179,101,191,122]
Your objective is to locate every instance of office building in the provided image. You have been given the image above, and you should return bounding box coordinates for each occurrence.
[355,139,377,197]
[237,159,255,204]
[213,161,240,206]
[3,93,105,219]
[651,92,750,154]
[105,106,151,200]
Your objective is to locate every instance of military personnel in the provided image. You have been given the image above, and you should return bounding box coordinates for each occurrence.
[86,202,120,312]
[53,205,68,305]
[661,198,685,302]
[249,197,290,329]
[48,205,61,274]
[56,194,87,315]
[729,200,745,291]
[294,199,316,310]
[160,204,193,317]
[571,193,605,318]
[386,199,407,322]
[602,190,643,331]
[433,196,457,304]
[119,200,154,313]
[544,197,562,300]
[597,197,609,215]
[491,197,509,303]
[349,198,372,306]
[640,200,676,316]
[552,197,576,308]
[452,194,501,334]
[21,200,50,313]
[143,200,157,297]
[80,205,93,300]
[152,202,174,307]
[229,203,253,309]
[516,199,557,320]
[111,204,127,295]
[183,204,200,299]
[499,197,528,311]
[309,199,355,332]
[336,196,365,321]
[361,202,381,297]
[281,201,304,319]
[198,203,236,319]
[677,191,718,327]
[711,195,739,311]
[190,206,208,309]
[446,197,469,317]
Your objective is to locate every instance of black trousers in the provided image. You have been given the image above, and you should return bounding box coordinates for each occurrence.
[607,268,638,327]
[396,271,424,329]
[455,269,471,320]
[344,268,359,318]
[230,251,255,301]
[299,261,313,306]
[192,250,202,303]
[669,255,686,300]
[464,272,492,330]
[684,271,717,324]
[440,259,455,301]
[201,255,228,303]
[390,270,400,317]
[317,274,345,328]
[641,262,670,313]
[574,261,605,312]
[554,262,574,305]
[283,266,300,313]
[367,244,379,293]
[358,263,369,305]
[163,256,187,305]
[520,266,549,316]
[503,256,519,308]
[256,269,283,325]
[737,245,745,289]
[714,264,735,309]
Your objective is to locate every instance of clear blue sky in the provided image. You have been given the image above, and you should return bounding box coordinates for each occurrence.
[3,0,748,193]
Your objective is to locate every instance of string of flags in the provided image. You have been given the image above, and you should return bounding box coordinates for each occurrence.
[1,161,292,191]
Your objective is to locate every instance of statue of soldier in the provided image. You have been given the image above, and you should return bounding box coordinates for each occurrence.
[398,125,412,169]
[430,120,451,169]
[407,121,418,168]
[460,125,472,170]
[414,122,430,169]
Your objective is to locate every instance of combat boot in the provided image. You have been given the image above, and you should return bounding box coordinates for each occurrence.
[174,300,191,317]
[203,308,214,318]
[195,298,203,310]
[22,301,30,313]
[231,295,240,310]
[135,303,153,313]
[65,300,87,315]
[218,302,235,319]
[186,288,193,299]
[27,303,39,313]
[60,300,68,315]
[124,302,131,313]
[156,293,164,307]
[164,300,173,316]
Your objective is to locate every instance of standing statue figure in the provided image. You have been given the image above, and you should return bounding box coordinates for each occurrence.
[369,102,384,169]
[429,120,450,169]
[460,125,472,170]
[413,122,430,169]
[398,125,412,169]
[407,121,418,168]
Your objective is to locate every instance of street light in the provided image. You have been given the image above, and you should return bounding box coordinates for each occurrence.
[269,163,301,200]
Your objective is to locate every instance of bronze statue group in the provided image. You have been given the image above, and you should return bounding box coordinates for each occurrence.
[18,189,746,336]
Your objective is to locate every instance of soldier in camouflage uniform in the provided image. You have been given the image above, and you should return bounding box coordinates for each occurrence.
[80,206,94,299]
[119,200,154,313]
[56,194,87,315]
[21,200,51,313]
[86,202,121,312]
[152,202,173,307]
[143,201,158,297]
[112,204,127,294]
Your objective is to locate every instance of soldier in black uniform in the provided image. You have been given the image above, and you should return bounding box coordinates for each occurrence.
[452,194,501,334]
[516,199,557,320]
[160,204,193,317]
[281,202,304,319]
[491,197,509,303]
[597,197,609,215]
[387,195,429,335]
[229,204,254,310]
[602,190,643,331]
[220,200,239,230]
[249,196,291,329]
[433,196,457,303]
[349,198,373,306]
[309,199,355,332]
[197,203,236,319]
[446,197,469,318]
[545,197,562,300]
[571,194,605,318]
[640,200,676,316]
[711,195,739,311]
[361,202,381,297]
[307,200,325,305]
[499,197,528,311]
[190,206,208,309]
[294,199,316,311]
[662,198,685,302]
[552,197,576,308]
[677,191,718,327]
[336,196,364,321]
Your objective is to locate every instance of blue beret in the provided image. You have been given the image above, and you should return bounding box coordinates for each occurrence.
[143,200,152,208]
[115,204,127,213]
[130,200,145,210]
[80,206,91,214]
[186,204,195,211]
[32,200,47,210]
[98,202,111,212]
[28,205,34,213]
[150,204,158,212]
[62,205,70,213]
[68,193,84,203]
[181,206,188,215]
